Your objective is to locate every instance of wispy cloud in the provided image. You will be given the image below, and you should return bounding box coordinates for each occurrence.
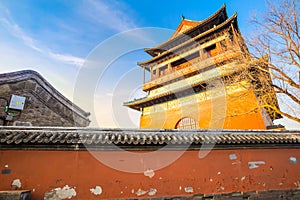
[82,0,137,32]
[0,6,84,67]
[48,52,85,66]
[0,18,43,52]
[0,0,140,67]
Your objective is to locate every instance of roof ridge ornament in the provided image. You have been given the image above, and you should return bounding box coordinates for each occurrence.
[181,14,185,20]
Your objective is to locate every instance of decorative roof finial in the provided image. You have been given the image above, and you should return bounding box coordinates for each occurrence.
[181,15,185,20]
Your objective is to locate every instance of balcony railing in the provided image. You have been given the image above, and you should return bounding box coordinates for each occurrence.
[143,49,241,91]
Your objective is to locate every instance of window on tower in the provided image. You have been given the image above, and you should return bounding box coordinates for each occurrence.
[175,117,199,129]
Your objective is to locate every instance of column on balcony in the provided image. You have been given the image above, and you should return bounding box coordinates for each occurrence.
[231,24,239,49]
[199,48,204,61]
[155,66,159,78]
[225,36,232,50]
[168,63,172,73]
[150,67,155,80]
[216,41,222,54]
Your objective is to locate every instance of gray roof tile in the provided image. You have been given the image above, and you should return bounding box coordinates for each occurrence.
[0,127,300,148]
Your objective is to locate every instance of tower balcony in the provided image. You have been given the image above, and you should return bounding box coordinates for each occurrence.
[142,49,241,92]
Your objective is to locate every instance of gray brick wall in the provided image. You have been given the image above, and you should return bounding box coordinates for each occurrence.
[0,71,90,127]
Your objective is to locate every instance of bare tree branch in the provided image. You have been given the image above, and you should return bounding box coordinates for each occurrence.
[244,0,300,124]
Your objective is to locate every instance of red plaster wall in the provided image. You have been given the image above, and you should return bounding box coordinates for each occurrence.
[0,148,300,199]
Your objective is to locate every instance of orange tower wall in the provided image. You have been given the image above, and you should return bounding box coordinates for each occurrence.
[140,90,266,129]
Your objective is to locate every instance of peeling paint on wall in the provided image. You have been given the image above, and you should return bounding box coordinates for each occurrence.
[11,179,21,189]
[90,186,102,195]
[148,188,157,196]
[185,186,193,193]
[294,181,300,189]
[144,169,155,178]
[289,157,297,164]
[241,176,246,181]
[136,189,147,196]
[248,161,265,169]
[55,185,76,199]
[45,185,76,200]
[229,153,237,160]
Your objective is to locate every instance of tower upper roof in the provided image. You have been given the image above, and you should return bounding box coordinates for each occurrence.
[144,4,228,57]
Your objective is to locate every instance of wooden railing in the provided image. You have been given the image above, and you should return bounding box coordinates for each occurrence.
[143,49,241,91]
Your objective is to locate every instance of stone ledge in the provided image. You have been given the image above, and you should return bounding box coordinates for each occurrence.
[132,189,300,200]
[0,190,30,200]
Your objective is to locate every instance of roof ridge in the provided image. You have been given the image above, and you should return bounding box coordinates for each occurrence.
[0,128,299,147]
[145,4,228,54]
[139,13,238,67]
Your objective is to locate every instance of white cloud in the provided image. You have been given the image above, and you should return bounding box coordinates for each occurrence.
[0,17,43,53]
[82,0,137,32]
[48,52,85,66]
[0,7,84,67]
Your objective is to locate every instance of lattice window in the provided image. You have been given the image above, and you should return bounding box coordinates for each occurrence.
[175,117,198,129]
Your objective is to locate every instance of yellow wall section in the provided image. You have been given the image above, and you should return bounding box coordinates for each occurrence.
[140,89,266,130]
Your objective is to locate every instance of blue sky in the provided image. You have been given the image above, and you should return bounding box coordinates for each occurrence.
[0,0,266,63]
[0,0,298,129]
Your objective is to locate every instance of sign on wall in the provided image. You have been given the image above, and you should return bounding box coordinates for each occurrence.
[9,95,26,110]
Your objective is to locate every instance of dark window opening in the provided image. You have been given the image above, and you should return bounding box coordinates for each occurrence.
[205,44,216,54]
[171,52,200,70]
[159,65,168,76]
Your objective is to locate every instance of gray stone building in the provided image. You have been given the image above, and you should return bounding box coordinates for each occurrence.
[0,70,90,127]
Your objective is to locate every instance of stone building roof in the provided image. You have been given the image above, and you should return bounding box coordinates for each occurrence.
[0,70,90,126]
[0,127,299,150]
